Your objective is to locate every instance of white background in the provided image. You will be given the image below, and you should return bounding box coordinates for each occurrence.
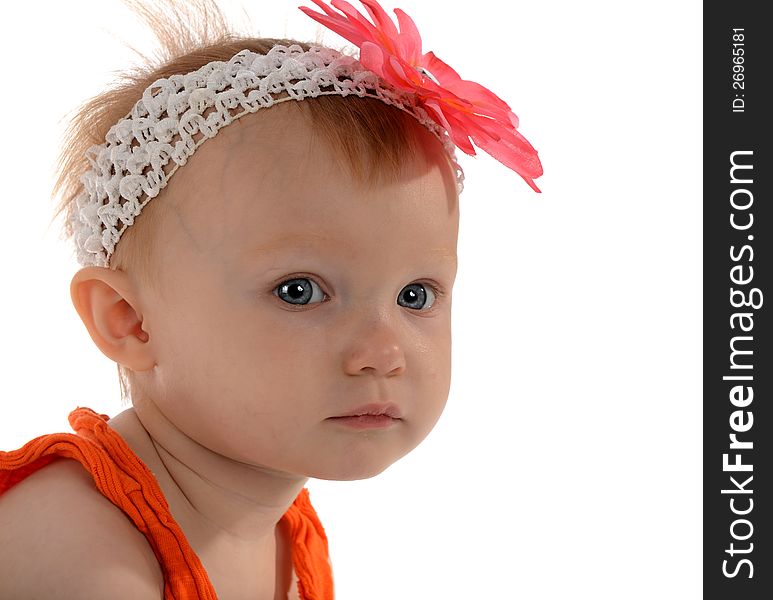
[0,0,701,598]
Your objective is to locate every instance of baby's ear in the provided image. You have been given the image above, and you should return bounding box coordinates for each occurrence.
[70,267,155,372]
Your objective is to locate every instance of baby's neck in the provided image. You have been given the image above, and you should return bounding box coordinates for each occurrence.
[106,406,302,598]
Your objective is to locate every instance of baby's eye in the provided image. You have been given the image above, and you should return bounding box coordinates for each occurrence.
[273,277,439,311]
[274,277,327,306]
[397,283,437,311]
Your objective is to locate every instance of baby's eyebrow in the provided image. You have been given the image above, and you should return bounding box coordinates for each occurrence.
[426,248,458,267]
[241,234,457,267]
[246,233,339,255]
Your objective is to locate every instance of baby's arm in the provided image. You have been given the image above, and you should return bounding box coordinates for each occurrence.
[0,459,163,599]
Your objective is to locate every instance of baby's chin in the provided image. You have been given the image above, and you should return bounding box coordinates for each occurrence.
[308,459,396,482]
[290,439,410,481]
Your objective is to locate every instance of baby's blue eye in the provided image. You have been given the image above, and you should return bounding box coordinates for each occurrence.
[274,278,438,310]
[397,283,437,311]
[275,278,326,305]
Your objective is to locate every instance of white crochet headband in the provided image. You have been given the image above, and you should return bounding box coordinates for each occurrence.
[70,43,465,268]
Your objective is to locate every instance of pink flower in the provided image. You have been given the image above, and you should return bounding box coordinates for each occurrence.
[299,0,543,192]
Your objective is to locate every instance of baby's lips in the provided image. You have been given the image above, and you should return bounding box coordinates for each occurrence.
[330,401,403,419]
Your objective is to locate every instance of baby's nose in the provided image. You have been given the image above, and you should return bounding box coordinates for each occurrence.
[341,321,407,377]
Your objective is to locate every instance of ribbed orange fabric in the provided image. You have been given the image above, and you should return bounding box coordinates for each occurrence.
[0,407,335,600]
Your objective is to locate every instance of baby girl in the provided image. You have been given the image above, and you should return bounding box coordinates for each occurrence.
[0,0,542,598]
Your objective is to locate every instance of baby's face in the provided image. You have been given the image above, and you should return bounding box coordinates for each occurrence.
[137,105,459,480]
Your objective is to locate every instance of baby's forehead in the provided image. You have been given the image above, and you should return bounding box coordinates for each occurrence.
[178,106,373,201]
[152,102,458,268]
[200,100,453,183]
[201,105,317,175]
[171,104,450,206]
[161,109,321,219]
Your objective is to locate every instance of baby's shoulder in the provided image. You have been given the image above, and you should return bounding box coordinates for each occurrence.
[0,458,164,599]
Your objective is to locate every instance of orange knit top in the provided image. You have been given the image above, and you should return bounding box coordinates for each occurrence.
[0,407,334,600]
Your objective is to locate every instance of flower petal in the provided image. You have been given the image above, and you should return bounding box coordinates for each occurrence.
[359,41,387,78]
[420,51,462,83]
[422,98,477,155]
[393,8,422,63]
[423,51,514,114]
[304,0,343,19]
[470,125,543,192]
[384,54,420,89]
[299,4,373,47]
[331,0,391,49]
[359,0,399,43]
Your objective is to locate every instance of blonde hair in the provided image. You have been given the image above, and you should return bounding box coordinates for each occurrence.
[49,0,449,405]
